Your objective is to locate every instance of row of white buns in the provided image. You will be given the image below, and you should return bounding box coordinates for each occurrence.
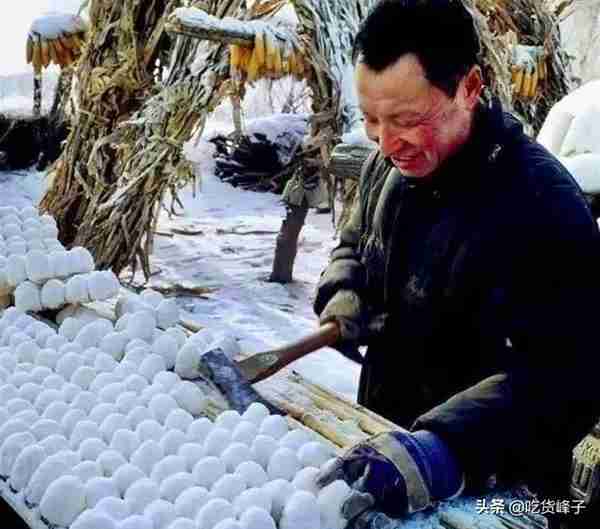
[14,271,121,312]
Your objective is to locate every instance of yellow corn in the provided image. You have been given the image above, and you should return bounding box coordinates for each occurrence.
[254,28,265,67]
[264,31,276,72]
[272,41,282,75]
[511,66,523,95]
[32,37,42,72]
[48,40,59,65]
[26,36,33,64]
[229,44,241,70]
[40,39,50,68]
[247,48,260,82]
[521,69,532,99]
[528,67,538,99]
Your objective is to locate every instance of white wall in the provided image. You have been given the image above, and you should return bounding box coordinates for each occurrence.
[560,0,600,84]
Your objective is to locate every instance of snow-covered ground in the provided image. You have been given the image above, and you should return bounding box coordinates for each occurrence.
[143,123,360,401]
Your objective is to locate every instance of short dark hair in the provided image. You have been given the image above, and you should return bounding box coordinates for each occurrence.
[353,0,481,97]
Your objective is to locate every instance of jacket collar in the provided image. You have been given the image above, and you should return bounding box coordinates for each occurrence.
[392,90,523,196]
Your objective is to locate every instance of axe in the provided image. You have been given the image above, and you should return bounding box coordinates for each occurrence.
[196,321,345,413]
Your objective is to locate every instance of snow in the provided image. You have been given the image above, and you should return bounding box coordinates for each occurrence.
[537,81,600,194]
[29,12,86,39]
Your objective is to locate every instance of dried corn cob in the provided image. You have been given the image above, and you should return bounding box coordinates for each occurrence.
[511,66,523,95]
[40,39,50,68]
[254,28,266,66]
[26,36,34,64]
[521,69,533,98]
[528,67,538,99]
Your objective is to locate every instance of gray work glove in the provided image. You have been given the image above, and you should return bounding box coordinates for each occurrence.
[320,290,388,342]
[319,289,365,343]
[319,290,389,364]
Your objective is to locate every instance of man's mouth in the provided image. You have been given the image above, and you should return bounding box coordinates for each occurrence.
[392,155,419,165]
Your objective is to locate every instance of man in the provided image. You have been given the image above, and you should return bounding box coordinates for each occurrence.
[313,1,600,527]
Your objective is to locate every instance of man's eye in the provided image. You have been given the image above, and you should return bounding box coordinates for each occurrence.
[394,118,420,128]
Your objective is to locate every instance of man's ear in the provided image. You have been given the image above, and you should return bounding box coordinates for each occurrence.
[457,65,483,110]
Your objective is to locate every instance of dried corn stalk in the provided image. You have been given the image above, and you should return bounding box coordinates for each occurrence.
[72,0,248,278]
[469,0,571,133]
[40,0,179,248]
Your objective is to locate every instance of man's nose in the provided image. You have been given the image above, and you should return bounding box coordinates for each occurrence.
[378,126,400,158]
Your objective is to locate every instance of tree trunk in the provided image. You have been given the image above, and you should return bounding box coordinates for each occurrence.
[269,204,309,283]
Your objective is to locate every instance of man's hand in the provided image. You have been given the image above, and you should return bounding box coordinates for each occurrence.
[319,289,365,343]
[316,430,465,519]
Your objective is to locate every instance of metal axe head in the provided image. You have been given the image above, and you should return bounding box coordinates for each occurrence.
[198,348,282,415]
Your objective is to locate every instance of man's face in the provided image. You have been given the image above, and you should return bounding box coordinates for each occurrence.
[355,54,480,178]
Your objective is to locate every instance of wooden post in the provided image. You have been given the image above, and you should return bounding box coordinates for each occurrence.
[269,203,309,283]
[33,70,42,118]
[231,93,243,139]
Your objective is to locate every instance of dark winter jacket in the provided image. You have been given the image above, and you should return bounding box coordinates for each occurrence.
[314,94,600,508]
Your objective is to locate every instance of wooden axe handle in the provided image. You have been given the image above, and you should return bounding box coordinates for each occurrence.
[241,321,341,383]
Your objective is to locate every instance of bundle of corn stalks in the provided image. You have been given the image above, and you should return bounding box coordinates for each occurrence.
[59,0,288,278]
[40,0,179,262]
[469,0,571,133]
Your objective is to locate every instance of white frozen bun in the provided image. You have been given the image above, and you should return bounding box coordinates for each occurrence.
[87,271,120,301]
[6,254,28,287]
[70,247,95,274]
[14,281,43,312]
[66,275,91,304]
[41,279,66,309]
